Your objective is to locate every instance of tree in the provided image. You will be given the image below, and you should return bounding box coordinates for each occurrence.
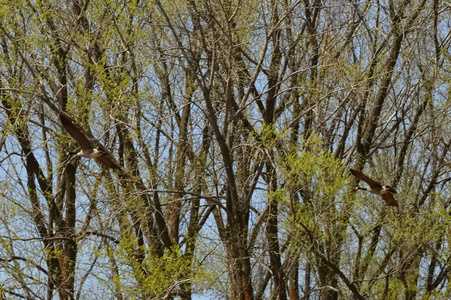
[1,0,451,299]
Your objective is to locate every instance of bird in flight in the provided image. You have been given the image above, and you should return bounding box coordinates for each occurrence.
[59,113,120,169]
[350,168,398,207]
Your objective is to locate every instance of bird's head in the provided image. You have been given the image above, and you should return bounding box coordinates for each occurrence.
[93,148,105,155]
[382,185,397,194]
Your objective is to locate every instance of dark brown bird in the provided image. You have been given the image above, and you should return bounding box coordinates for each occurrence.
[60,113,120,169]
[350,168,398,207]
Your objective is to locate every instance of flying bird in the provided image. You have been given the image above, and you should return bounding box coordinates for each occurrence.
[350,168,398,207]
[59,113,120,169]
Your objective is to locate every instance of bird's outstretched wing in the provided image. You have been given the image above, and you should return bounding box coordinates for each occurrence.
[60,113,121,170]
[381,193,399,207]
[95,155,120,169]
[60,114,92,149]
[350,169,382,188]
